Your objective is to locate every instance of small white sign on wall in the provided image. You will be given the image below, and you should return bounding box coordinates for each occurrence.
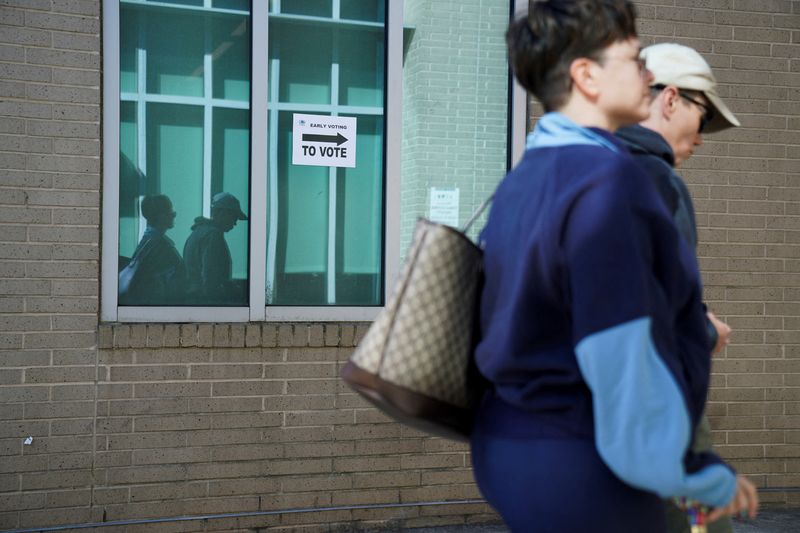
[429,187,460,228]
[292,113,357,168]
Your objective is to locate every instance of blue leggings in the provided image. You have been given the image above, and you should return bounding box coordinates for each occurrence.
[471,432,666,532]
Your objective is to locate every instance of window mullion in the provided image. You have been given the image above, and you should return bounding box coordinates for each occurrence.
[327,169,337,305]
[101,0,122,321]
[202,18,213,218]
[136,28,147,242]
[265,56,280,309]
[250,0,269,320]
[383,0,403,301]
[510,0,529,167]
[327,30,341,305]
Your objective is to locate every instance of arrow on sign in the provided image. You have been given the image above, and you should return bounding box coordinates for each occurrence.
[302,132,348,146]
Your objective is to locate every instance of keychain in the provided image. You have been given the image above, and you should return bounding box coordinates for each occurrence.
[674,497,709,533]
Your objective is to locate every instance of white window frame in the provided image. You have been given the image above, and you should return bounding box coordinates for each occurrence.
[101,0,527,323]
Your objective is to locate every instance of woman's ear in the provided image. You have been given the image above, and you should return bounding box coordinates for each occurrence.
[569,57,601,101]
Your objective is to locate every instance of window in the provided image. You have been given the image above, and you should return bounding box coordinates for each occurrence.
[265,1,386,307]
[102,0,526,322]
[117,0,251,309]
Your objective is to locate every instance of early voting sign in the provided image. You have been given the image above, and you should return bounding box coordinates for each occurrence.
[292,113,356,168]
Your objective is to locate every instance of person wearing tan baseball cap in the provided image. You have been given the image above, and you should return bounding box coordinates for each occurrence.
[644,42,740,134]
[183,191,249,304]
[617,43,751,533]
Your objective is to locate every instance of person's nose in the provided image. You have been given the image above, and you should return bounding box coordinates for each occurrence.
[694,132,703,146]
[643,68,654,84]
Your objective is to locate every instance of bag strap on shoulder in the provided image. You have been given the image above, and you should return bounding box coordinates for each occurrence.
[129,234,159,265]
[461,193,494,234]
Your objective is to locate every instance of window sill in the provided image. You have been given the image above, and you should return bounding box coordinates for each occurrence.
[114,306,381,323]
[98,322,371,350]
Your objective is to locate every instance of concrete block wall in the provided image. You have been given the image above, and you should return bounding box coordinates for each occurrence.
[630,0,800,502]
[0,0,798,530]
[86,323,492,531]
[4,319,497,531]
[0,0,103,528]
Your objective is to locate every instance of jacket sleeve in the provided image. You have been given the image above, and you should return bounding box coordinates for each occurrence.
[200,232,228,293]
[564,165,736,507]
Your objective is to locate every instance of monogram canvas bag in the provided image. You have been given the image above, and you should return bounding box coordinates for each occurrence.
[340,199,492,441]
[118,237,158,305]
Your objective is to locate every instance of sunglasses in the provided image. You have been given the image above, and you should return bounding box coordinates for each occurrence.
[653,84,714,133]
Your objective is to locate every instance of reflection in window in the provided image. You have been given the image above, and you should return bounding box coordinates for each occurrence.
[401,0,511,253]
[265,1,386,306]
[118,1,251,306]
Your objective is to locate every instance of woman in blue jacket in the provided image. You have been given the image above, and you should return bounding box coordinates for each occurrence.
[470,1,758,531]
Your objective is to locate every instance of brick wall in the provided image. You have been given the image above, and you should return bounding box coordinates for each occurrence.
[0,0,799,531]
[632,0,800,502]
[0,0,103,528]
[88,323,492,530]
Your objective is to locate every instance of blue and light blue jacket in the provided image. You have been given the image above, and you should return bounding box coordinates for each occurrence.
[475,113,736,507]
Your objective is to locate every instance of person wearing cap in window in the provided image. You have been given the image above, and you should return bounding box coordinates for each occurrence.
[183,192,248,304]
[616,43,743,533]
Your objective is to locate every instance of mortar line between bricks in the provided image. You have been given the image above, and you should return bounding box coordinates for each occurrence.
[89,331,100,512]
[1,500,488,532]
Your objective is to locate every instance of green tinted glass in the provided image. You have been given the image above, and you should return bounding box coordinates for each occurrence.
[118,2,251,307]
[335,114,383,305]
[339,29,385,106]
[212,108,251,281]
[278,0,331,17]
[119,6,138,93]
[145,102,204,264]
[212,16,251,101]
[272,23,331,105]
[266,4,386,306]
[213,0,249,10]
[119,102,139,259]
[340,0,384,22]
[145,11,204,97]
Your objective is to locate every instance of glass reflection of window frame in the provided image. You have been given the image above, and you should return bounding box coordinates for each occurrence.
[119,0,250,255]
[109,0,253,318]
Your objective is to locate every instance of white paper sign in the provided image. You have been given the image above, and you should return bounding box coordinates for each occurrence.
[429,187,460,228]
[292,113,357,168]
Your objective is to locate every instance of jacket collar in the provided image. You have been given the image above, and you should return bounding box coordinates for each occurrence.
[526,112,623,154]
[615,124,675,168]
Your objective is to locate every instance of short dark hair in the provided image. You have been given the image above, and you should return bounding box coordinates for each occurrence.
[140,194,172,222]
[507,0,638,111]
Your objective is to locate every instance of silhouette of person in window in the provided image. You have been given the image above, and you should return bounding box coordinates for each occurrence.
[118,194,185,305]
[183,192,248,305]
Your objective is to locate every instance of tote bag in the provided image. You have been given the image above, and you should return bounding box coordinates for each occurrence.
[340,198,492,441]
[118,238,156,305]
